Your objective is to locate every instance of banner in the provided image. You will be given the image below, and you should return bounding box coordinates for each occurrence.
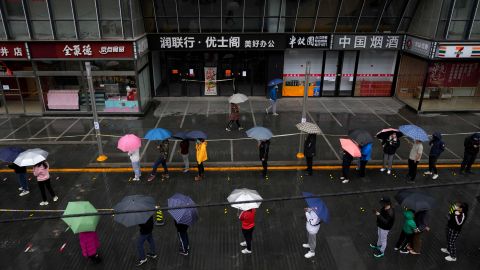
[204,67,217,96]
[28,41,134,59]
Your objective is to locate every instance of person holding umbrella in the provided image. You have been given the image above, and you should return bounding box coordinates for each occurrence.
[460,133,480,175]
[33,161,58,206]
[239,208,256,254]
[259,140,270,178]
[8,163,29,196]
[180,139,190,173]
[195,139,208,181]
[301,192,328,259]
[226,102,243,132]
[411,210,430,255]
[358,142,372,178]
[379,133,400,175]
[117,134,142,181]
[407,140,423,183]
[265,83,279,116]
[128,149,141,181]
[339,138,361,184]
[304,134,316,176]
[136,216,157,266]
[167,193,198,256]
[441,202,468,262]
[79,231,101,264]
[424,132,445,180]
[369,197,395,258]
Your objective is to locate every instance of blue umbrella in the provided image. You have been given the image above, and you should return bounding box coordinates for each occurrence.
[399,125,429,142]
[302,192,329,223]
[186,130,207,140]
[167,193,198,226]
[113,195,156,227]
[268,78,283,87]
[173,131,188,140]
[144,128,172,141]
[246,126,273,141]
[0,147,25,162]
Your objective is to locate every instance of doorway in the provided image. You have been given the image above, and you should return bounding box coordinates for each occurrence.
[321,51,358,97]
[0,76,43,115]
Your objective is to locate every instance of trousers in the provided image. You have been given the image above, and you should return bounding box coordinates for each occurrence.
[17,173,28,191]
[306,157,313,174]
[376,227,390,253]
[428,155,438,174]
[151,157,168,175]
[383,154,394,170]
[37,179,56,201]
[181,154,189,169]
[131,161,141,178]
[242,227,254,251]
[197,162,204,176]
[408,159,418,180]
[137,233,156,260]
[447,228,461,258]
[307,231,317,252]
[460,152,477,172]
[266,99,277,114]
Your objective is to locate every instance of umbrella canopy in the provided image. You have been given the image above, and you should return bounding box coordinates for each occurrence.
[348,129,373,146]
[228,93,248,104]
[167,193,199,226]
[296,122,321,134]
[0,147,25,163]
[302,192,329,223]
[62,201,100,234]
[173,131,188,140]
[117,134,142,152]
[268,78,283,87]
[113,195,156,227]
[186,130,207,140]
[376,128,404,140]
[227,188,263,211]
[246,126,273,141]
[399,125,429,142]
[395,190,435,212]
[339,138,361,158]
[144,128,172,141]
[13,148,48,166]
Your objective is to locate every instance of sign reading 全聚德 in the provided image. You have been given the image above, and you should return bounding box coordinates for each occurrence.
[28,42,134,59]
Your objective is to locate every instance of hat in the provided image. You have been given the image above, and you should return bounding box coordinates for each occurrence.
[380,197,391,204]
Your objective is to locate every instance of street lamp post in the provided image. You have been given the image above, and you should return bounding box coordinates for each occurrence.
[85,61,107,162]
[297,61,311,159]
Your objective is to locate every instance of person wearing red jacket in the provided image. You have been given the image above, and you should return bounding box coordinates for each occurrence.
[239,208,256,254]
[79,231,101,264]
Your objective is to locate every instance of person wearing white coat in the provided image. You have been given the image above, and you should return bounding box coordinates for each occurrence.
[303,208,321,258]
[128,149,141,181]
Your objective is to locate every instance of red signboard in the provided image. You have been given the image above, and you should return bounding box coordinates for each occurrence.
[28,42,134,59]
[0,42,28,59]
[428,62,480,87]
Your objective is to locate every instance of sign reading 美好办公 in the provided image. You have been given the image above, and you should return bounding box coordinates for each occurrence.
[332,34,404,50]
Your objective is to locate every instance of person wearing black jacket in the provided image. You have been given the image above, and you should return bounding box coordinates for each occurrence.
[259,140,270,178]
[380,133,400,175]
[425,132,445,179]
[369,197,395,258]
[304,134,316,176]
[441,202,468,262]
[340,150,353,184]
[175,221,190,256]
[136,216,157,266]
[8,163,29,196]
[460,133,480,175]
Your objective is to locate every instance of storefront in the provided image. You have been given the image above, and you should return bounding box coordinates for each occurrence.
[396,36,480,112]
[0,39,151,116]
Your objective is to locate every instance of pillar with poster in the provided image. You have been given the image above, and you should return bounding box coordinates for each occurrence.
[204,67,217,95]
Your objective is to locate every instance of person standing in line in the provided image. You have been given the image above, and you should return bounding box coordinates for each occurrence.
[411,210,430,255]
[147,139,169,181]
[128,148,141,181]
[239,208,256,254]
[369,197,395,258]
[380,133,400,175]
[226,103,243,131]
[136,216,157,266]
[340,150,353,184]
[460,133,480,175]
[179,139,190,173]
[304,134,316,176]
[441,202,468,262]
[358,142,372,178]
[195,139,208,181]
[79,231,101,264]
[33,161,58,206]
[175,220,190,256]
[8,163,29,196]
[302,208,321,258]
[407,140,423,183]
[394,209,419,253]
[259,140,270,178]
[265,85,279,116]
[424,132,445,180]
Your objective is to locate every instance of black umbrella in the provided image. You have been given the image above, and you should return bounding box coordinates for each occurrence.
[375,128,404,141]
[348,129,373,146]
[395,190,435,212]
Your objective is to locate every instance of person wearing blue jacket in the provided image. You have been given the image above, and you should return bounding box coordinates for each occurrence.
[358,143,372,177]
[425,132,445,180]
[265,85,279,116]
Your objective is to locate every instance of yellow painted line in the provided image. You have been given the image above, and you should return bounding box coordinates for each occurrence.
[0,164,477,173]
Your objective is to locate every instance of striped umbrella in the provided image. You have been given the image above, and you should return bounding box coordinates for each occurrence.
[296,122,321,134]
[167,193,198,226]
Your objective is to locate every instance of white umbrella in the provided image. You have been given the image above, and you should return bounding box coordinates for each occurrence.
[14,148,48,166]
[296,122,321,134]
[227,188,263,211]
[228,93,248,104]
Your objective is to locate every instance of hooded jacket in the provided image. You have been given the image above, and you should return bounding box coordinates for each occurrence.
[269,86,278,101]
[304,134,316,158]
[196,141,208,163]
[402,210,418,234]
[429,132,445,157]
[377,207,395,230]
[464,133,480,155]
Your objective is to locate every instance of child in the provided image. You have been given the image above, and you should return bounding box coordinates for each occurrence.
[79,231,101,264]
[33,161,58,206]
[340,150,353,184]
[128,149,141,181]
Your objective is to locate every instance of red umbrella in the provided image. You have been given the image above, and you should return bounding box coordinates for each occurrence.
[339,138,361,158]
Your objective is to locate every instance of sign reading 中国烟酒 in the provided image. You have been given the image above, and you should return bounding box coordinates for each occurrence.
[404,35,434,58]
[28,42,134,59]
[332,35,403,50]
[436,45,480,58]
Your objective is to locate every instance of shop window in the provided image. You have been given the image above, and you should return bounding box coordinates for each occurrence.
[222,0,243,31]
[153,0,176,17]
[36,61,82,71]
[40,76,87,111]
[90,60,134,71]
[100,21,123,38]
[335,17,356,32]
[244,0,265,17]
[123,20,133,37]
[282,50,323,97]
[74,0,97,20]
[447,21,467,40]
[298,0,318,17]
[93,75,138,112]
[200,18,221,32]
[395,55,427,110]
[7,21,30,40]
[356,17,377,32]
[471,21,480,40]
[0,20,6,39]
[179,18,199,33]
[50,0,74,20]
[355,51,396,97]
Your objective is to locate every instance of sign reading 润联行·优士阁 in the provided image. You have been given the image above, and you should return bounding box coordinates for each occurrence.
[332,35,404,50]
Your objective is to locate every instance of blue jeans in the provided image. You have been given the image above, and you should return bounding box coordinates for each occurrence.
[137,233,155,260]
[131,161,141,177]
[17,173,28,191]
[151,157,168,175]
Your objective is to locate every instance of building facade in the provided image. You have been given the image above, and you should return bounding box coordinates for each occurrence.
[0,0,479,115]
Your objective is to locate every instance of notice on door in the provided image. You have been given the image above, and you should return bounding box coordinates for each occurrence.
[204,67,217,95]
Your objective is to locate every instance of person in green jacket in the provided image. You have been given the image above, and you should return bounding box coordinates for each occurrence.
[394,210,419,253]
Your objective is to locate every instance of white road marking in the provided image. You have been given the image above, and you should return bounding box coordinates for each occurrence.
[377,99,413,125]
[2,118,35,139]
[81,118,104,142]
[358,100,391,126]
[29,119,57,140]
[55,119,80,141]
[248,99,257,126]
[319,100,343,127]
[169,140,178,163]
[455,114,480,130]
[179,101,190,128]
[206,100,210,117]
[306,111,341,160]
[0,118,10,127]
[230,139,234,162]
[339,100,356,116]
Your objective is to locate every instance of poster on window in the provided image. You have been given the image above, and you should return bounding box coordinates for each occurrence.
[204,67,217,95]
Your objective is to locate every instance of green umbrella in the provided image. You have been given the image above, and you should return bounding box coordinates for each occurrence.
[62,201,100,234]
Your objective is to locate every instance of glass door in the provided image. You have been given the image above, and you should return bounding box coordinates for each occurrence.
[322,51,339,97]
[0,77,24,114]
[339,51,357,97]
[19,77,43,115]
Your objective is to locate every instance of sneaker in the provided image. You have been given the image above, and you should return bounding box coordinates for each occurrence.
[387,170,391,175]
[132,177,140,181]
[241,248,252,254]
[162,174,170,179]
[369,243,381,250]
[394,247,399,251]
[136,258,147,266]
[179,251,189,256]
[424,171,432,175]
[373,251,384,258]
[19,190,30,196]
[380,168,386,172]
[302,244,310,249]
[399,249,409,254]
[146,253,157,259]
[53,196,58,202]
[265,108,269,114]
[273,113,279,116]
[459,170,466,175]
[304,251,315,258]
[194,176,202,181]
[409,250,421,255]
[432,174,439,180]
[340,176,345,180]
[147,175,155,182]
[240,241,247,247]
[440,248,449,254]
[226,128,231,131]
[39,201,49,206]
[342,179,349,184]
[183,169,189,173]
[238,127,244,131]
[18,187,24,191]
[445,255,457,262]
